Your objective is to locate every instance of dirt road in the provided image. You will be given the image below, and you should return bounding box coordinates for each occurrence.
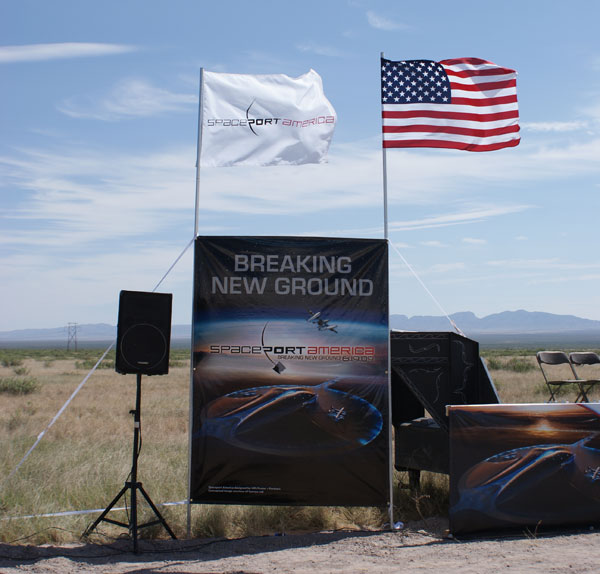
[1,519,598,573]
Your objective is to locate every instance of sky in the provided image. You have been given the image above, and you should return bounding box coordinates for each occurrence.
[2,0,600,332]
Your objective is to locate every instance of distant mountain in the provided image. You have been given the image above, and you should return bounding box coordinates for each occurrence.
[1,311,600,347]
[390,310,600,334]
[0,323,116,342]
[0,323,191,342]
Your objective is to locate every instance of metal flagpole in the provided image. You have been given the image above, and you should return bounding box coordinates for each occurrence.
[381,51,395,531]
[382,147,389,240]
[381,52,389,242]
[194,68,204,237]
[187,67,204,538]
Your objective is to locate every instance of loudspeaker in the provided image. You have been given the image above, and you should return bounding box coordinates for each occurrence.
[115,290,172,376]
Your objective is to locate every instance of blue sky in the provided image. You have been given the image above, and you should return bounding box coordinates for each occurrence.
[2,0,600,331]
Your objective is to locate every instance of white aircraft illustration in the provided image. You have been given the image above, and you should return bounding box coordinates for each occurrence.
[307,310,338,333]
[307,310,321,323]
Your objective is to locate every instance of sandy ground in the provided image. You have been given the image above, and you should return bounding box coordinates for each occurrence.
[1,519,599,573]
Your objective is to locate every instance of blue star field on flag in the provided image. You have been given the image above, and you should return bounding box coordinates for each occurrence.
[381,59,451,105]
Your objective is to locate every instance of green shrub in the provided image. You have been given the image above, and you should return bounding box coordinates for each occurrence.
[0,377,41,395]
[0,355,23,368]
[485,357,502,370]
[484,357,535,373]
[75,359,113,370]
[505,358,536,373]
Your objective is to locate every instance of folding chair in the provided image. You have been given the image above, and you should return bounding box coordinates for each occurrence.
[536,351,587,403]
[569,351,600,402]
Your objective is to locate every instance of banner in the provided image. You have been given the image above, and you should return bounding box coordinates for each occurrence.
[449,403,600,534]
[190,236,389,506]
[200,69,336,167]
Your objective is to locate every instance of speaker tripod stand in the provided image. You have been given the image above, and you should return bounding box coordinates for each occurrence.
[83,373,176,553]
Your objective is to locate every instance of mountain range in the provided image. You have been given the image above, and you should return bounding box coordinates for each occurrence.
[390,310,600,334]
[2,310,600,348]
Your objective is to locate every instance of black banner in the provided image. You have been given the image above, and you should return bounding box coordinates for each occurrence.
[449,403,600,534]
[190,236,389,506]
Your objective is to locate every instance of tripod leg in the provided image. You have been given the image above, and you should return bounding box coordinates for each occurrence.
[137,485,177,539]
[83,484,130,538]
[131,481,138,554]
[83,373,175,552]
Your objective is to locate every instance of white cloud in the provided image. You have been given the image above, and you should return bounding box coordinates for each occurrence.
[366,11,407,31]
[0,43,136,63]
[381,136,600,202]
[486,258,560,269]
[0,145,196,247]
[4,128,600,329]
[421,240,447,248]
[525,273,600,285]
[462,237,487,245]
[429,262,466,273]
[296,42,344,58]
[583,101,600,122]
[522,121,588,132]
[4,128,600,254]
[486,258,600,272]
[198,144,384,216]
[388,205,533,232]
[58,79,196,120]
[1,131,599,256]
[0,243,195,329]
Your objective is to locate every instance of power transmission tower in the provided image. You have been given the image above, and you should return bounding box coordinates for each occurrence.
[67,323,79,351]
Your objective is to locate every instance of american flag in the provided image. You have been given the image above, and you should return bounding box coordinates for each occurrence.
[381,57,520,152]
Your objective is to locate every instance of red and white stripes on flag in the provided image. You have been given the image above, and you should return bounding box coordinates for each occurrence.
[381,57,520,152]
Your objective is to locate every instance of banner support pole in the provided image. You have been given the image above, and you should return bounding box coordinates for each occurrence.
[386,264,394,531]
[381,52,394,531]
[187,67,204,538]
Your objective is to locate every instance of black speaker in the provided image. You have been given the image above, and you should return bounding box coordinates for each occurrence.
[115,290,172,376]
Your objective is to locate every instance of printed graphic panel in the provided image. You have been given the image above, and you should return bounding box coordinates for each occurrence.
[449,403,600,534]
[190,236,389,506]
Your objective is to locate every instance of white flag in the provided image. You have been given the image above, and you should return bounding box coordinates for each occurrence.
[199,69,336,167]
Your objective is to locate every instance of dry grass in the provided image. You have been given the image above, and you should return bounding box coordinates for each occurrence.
[0,349,189,543]
[0,346,597,544]
[481,349,600,403]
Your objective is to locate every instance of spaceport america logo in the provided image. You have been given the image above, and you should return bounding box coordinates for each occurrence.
[209,342,376,361]
[205,99,335,136]
[209,314,377,376]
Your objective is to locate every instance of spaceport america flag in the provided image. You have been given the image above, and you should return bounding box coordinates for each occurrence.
[381,57,520,152]
[199,69,336,167]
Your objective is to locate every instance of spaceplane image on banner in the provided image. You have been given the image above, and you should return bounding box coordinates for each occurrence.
[190,236,389,506]
[449,403,600,534]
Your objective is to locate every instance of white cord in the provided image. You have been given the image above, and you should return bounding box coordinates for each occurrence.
[389,240,465,337]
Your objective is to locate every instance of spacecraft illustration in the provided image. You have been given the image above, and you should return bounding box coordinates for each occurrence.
[198,379,383,456]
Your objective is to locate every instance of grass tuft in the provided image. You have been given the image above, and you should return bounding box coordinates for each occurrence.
[74,359,113,370]
[0,355,24,368]
[12,367,30,376]
[0,377,40,395]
